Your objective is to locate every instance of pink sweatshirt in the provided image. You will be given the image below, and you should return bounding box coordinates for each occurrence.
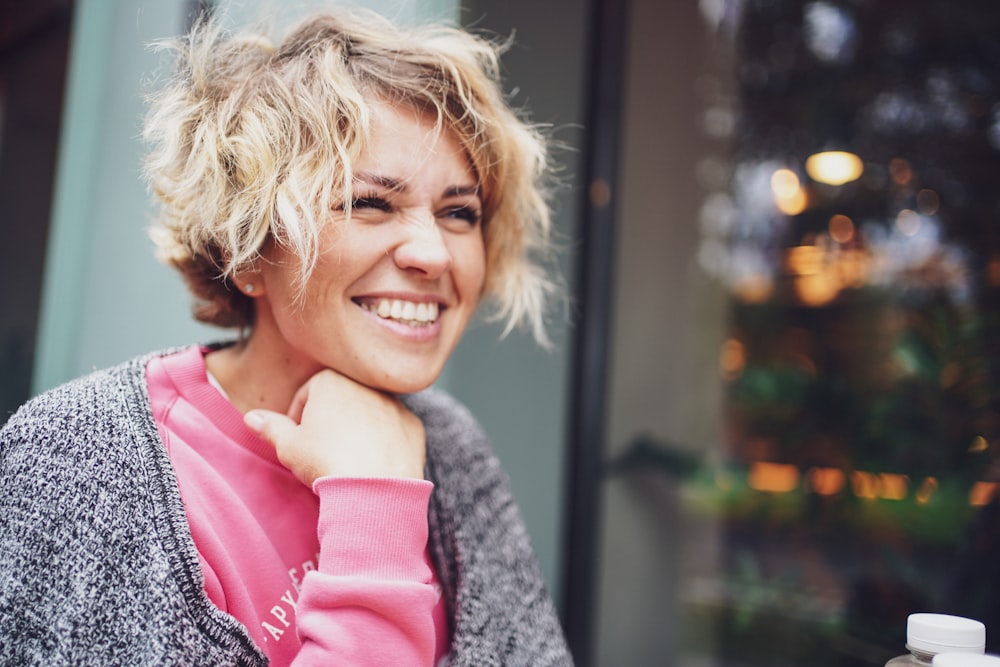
[146,345,449,666]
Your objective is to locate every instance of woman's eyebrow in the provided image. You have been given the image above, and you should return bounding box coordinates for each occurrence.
[356,173,481,199]
[444,184,481,198]
[355,172,406,192]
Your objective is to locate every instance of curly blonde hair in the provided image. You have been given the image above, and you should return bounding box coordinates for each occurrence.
[144,9,556,344]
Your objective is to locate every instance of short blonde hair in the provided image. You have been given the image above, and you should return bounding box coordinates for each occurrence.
[143,9,556,344]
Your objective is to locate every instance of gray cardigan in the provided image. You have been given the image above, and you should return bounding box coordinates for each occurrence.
[0,350,572,666]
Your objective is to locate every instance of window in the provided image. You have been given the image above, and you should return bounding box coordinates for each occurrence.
[593,1,1000,664]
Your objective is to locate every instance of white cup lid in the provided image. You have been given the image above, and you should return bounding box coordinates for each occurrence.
[907,614,986,654]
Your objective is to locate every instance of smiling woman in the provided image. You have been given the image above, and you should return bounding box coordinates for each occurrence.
[210,102,487,412]
[0,8,570,667]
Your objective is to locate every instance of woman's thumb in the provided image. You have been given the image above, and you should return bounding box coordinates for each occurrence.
[244,409,295,445]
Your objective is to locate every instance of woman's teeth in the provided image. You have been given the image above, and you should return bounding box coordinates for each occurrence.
[360,298,440,325]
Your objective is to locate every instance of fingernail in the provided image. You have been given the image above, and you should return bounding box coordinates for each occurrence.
[244,410,265,433]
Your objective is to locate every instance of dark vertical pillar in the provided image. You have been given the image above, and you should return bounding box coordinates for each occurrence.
[560,0,629,663]
[0,2,74,423]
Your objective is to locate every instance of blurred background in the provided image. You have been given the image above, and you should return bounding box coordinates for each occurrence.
[4,0,1000,665]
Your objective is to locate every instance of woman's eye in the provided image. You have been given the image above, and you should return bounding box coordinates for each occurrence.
[442,206,482,226]
[352,196,392,212]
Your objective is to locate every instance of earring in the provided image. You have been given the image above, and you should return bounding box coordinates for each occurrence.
[243,283,255,294]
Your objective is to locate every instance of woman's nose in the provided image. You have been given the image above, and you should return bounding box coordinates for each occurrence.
[393,215,452,279]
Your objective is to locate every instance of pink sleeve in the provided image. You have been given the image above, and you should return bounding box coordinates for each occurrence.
[292,477,437,667]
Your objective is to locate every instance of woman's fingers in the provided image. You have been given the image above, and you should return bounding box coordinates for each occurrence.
[245,369,426,487]
[244,409,297,448]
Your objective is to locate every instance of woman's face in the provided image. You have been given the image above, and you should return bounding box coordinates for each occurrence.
[251,102,486,395]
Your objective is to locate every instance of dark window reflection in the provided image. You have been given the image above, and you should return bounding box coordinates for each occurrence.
[691,0,1000,664]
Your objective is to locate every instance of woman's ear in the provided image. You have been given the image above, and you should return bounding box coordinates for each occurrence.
[235,272,266,297]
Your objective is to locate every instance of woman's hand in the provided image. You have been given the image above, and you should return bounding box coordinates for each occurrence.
[244,369,426,487]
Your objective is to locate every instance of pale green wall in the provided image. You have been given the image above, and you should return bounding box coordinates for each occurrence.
[33,0,572,597]
[35,0,461,392]
[35,0,225,393]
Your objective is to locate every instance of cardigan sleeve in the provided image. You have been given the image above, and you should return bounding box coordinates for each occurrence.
[405,388,574,667]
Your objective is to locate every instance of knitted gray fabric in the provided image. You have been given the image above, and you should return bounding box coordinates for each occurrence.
[0,350,572,666]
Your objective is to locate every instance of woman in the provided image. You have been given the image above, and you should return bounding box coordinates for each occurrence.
[0,8,571,666]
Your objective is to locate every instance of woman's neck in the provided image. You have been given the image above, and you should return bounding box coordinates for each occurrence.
[204,332,319,415]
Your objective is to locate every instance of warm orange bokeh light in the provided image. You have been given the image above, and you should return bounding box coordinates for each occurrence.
[806,467,847,496]
[878,473,909,501]
[889,157,913,185]
[915,477,939,504]
[748,462,801,493]
[732,274,775,304]
[847,472,908,500]
[719,338,747,378]
[969,435,990,454]
[805,151,864,186]
[795,273,840,307]
[776,190,807,215]
[731,467,988,507]
[850,471,880,500]
[771,168,808,215]
[828,214,855,244]
[771,168,800,198]
[970,482,998,506]
[787,245,823,275]
[969,435,989,453]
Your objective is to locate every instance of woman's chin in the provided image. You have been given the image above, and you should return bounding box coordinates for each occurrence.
[326,349,450,396]
[349,369,441,396]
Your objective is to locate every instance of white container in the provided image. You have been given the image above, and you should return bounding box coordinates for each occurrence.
[933,655,1000,666]
[885,614,986,666]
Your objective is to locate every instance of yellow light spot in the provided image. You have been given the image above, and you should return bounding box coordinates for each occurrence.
[748,462,800,493]
[878,473,909,500]
[795,273,840,307]
[732,274,774,304]
[771,169,801,198]
[787,245,823,276]
[969,436,989,453]
[915,477,938,504]
[850,471,879,499]
[805,151,864,186]
[775,189,807,215]
[970,481,998,506]
[771,169,808,215]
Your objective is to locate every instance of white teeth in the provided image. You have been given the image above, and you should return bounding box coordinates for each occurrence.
[360,298,440,325]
